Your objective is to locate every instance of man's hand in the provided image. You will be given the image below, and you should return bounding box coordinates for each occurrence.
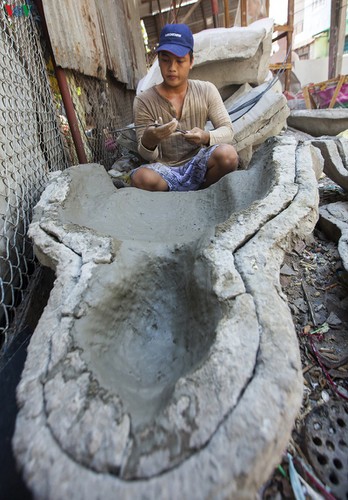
[183,127,210,146]
[141,118,178,150]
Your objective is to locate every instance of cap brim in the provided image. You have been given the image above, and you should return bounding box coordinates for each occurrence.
[156,44,191,57]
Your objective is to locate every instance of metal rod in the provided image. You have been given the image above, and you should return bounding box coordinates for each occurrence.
[111,123,187,134]
[211,0,219,28]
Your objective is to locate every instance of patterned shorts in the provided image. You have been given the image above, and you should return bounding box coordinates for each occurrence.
[131,145,219,192]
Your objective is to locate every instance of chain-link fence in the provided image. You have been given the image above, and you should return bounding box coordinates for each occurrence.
[0,2,139,351]
[0,2,69,349]
[64,70,136,170]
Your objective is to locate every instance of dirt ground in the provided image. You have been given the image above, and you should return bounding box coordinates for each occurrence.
[261,175,348,499]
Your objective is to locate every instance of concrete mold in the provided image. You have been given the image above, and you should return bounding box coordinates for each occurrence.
[13,136,320,499]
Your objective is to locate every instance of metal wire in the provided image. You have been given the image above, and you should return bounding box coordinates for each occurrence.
[0,1,69,348]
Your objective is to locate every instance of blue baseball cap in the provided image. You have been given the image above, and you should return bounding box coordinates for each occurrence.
[156,24,194,57]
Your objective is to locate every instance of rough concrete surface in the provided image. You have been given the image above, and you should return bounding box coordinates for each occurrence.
[310,137,348,272]
[13,137,320,499]
[287,109,348,137]
[319,202,348,272]
[227,83,290,152]
[311,137,348,191]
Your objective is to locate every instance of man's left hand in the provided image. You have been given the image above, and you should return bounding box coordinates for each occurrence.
[183,128,210,146]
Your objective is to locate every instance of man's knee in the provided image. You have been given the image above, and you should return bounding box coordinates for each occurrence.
[131,167,168,191]
[212,144,238,173]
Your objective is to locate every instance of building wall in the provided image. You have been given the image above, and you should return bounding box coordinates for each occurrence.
[294,0,330,50]
[294,53,348,87]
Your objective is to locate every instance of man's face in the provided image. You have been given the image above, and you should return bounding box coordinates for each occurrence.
[158,51,193,88]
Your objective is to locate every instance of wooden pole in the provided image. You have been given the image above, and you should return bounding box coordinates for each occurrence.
[200,2,208,29]
[285,0,294,91]
[241,0,247,26]
[337,1,347,76]
[182,0,203,24]
[329,0,346,79]
[156,0,164,28]
[224,0,230,27]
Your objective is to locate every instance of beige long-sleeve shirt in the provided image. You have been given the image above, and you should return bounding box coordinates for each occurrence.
[134,79,234,167]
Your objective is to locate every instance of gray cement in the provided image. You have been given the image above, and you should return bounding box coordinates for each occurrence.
[311,137,348,191]
[309,137,348,272]
[288,109,348,137]
[319,202,348,272]
[13,137,320,499]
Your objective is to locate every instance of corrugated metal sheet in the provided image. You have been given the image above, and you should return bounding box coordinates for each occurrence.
[95,0,146,88]
[43,0,147,88]
[141,0,239,52]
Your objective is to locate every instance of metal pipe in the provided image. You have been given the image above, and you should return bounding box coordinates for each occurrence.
[211,0,219,28]
[35,0,88,164]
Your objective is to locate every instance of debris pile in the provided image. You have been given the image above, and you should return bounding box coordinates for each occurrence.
[261,127,348,499]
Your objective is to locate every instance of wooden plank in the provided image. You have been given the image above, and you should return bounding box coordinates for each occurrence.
[269,63,292,71]
[329,74,346,108]
[302,86,313,110]
[273,24,293,33]
[182,0,204,23]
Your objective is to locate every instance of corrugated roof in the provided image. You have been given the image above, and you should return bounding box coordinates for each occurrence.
[43,0,147,88]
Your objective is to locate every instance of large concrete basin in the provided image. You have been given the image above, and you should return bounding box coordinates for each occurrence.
[13,136,319,498]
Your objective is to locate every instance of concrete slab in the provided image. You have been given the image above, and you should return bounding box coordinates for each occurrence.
[226,83,290,152]
[137,19,274,93]
[13,137,320,499]
[287,109,348,137]
[318,202,348,272]
[311,137,348,191]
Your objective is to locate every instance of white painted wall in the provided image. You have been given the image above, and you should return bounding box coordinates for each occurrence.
[293,54,348,87]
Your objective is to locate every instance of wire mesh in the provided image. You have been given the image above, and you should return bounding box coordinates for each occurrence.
[65,71,136,170]
[0,1,69,348]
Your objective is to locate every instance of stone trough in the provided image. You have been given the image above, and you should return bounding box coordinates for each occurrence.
[13,136,320,499]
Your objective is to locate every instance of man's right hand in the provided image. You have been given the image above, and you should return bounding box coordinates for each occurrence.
[141,118,178,150]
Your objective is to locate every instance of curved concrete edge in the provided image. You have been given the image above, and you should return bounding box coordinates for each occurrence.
[288,109,348,137]
[310,136,348,271]
[13,137,319,499]
[319,202,348,272]
[311,137,348,191]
